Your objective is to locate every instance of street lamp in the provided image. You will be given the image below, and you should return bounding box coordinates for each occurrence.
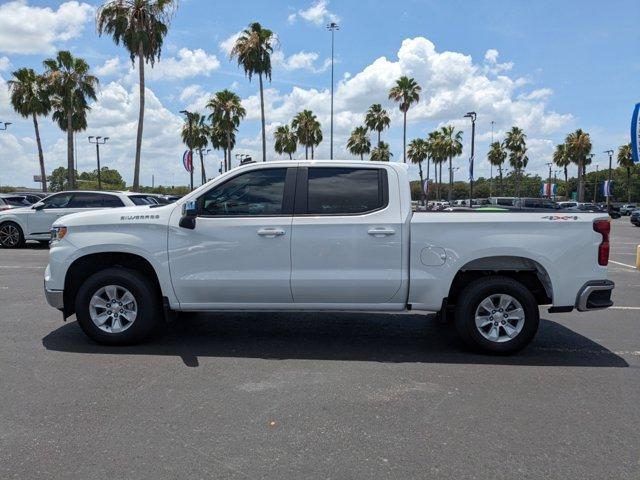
[489,120,495,197]
[593,164,599,204]
[604,149,614,208]
[88,136,109,190]
[0,122,11,131]
[464,112,476,206]
[327,22,339,160]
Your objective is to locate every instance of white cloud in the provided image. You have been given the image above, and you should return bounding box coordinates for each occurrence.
[289,0,339,26]
[0,57,11,72]
[0,1,94,54]
[483,48,514,74]
[272,50,331,73]
[178,84,205,103]
[219,31,242,56]
[94,57,122,77]
[122,48,221,83]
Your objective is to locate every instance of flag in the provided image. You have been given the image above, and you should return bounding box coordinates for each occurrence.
[602,179,613,197]
[469,156,474,182]
[631,103,640,163]
[182,150,193,172]
[540,183,557,197]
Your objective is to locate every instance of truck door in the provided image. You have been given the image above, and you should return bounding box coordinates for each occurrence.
[168,167,296,308]
[290,166,403,305]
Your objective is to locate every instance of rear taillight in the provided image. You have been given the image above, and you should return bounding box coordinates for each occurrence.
[593,219,610,266]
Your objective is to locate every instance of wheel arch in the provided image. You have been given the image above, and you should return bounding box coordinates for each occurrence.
[446,255,553,307]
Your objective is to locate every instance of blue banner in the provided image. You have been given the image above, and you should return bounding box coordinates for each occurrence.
[631,103,640,163]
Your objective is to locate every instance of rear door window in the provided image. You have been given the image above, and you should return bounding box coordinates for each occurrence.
[306,168,386,215]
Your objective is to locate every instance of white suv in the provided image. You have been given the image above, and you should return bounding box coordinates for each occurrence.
[0,191,138,248]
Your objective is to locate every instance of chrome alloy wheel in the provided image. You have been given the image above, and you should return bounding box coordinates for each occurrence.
[0,224,20,247]
[474,294,525,343]
[89,285,138,334]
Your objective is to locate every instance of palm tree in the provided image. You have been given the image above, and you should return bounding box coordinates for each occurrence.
[618,143,634,203]
[292,110,320,160]
[231,22,275,163]
[565,129,592,202]
[504,126,528,197]
[427,130,444,200]
[207,89,246,174]
[191,114,209,184]
[440,125,463,203]
[364,103,390,147]
[487,141,507,196]
[210,123,235,172]
[97,0,176,190]
[274,125,297,159]
[388,76,421,163]
[408,138,429,205]
[44,51,98,189]
[371,141,392,162]
[552,143,570,196]
[346,126,371,160]
[7,68,51,192]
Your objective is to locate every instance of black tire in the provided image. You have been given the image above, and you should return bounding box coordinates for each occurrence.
[75,267,161,345]
[454,276,539,355]
[0,221,25,249]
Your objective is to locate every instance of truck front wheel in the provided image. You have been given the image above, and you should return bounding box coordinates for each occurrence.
[454,276,539,354]
[75,267,160,345]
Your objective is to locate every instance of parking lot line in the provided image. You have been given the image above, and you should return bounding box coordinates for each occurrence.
[609,260,637,269]
[0,265,45,269]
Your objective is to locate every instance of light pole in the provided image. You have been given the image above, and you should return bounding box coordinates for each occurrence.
[464,112,476,206]
[196,148,211,183]
[0,122,11,131]
[88,136,109,190]
[593,164,599,204]
[489,120,495,197]
[604,149,614,208]
[327,22,339,160]
[545,162,553,198]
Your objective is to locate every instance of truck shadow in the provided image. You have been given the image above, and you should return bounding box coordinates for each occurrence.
[42,312,629,368]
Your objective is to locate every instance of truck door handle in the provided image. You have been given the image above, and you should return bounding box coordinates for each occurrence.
[257,228,285,237]
[368,227,396,237]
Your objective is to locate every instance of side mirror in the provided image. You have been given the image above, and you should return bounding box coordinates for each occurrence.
[33,202,45,211]
[179,200,197,229]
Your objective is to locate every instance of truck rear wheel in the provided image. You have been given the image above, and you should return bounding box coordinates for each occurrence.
[454,276,539,354]
[75,267,160,345]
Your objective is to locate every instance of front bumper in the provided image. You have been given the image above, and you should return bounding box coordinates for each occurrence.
[44,284,64,310]
[575,280,614,311]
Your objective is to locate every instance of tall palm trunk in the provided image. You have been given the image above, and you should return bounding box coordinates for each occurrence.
[133,44,145,190]
[259,73,266,162]
[305,145,309,160]
[578,159,585,202]
[402,110,407,163]
[288,152,293,160]
[189,148,194,191]
[627,167,632,203]
[438,162,442,200]
[199,150,206,185]
[360,153,363,160]
[564,166,568,197]
[32,114,46,193]
[311,144,314,160]
[223,148,228,172]
[498,165,503,196]
[377,130,381,148]
[66,106,74,189]
[418,160,425,205]
[227,132,232,174]
[448,156,453,202]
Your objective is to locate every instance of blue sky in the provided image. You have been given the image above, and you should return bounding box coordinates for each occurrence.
[0,0,638,188]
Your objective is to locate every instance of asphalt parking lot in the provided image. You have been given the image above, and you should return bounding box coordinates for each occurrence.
[1,218,639,479]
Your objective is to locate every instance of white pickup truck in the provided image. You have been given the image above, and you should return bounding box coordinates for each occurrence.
[44,160,614,354]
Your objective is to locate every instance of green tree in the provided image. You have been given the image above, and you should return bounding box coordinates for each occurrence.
[346,126,371,160]
[97,0,176,190]
[407,138,429,204]
[7,68,51,193]
[274,125,297,159]
[427,130,444,200]
[371,141,392,162]
[487,141,507,196]
[207,89,246,172]
[364,103,390,147]
[439,125,463,203]
[388,76,421,163]
[210,123,236,172]
[44,51,98,190]
[48,166,72,192]
[231,22,275,163]
[504,126,528,197]
[618,143,634,203]
[292,110,321,160]
[565,129,592,202]
[78,166,126,190]
[552,143,570,196]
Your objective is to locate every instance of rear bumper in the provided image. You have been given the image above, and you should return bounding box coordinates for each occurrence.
[575,280,614,311]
